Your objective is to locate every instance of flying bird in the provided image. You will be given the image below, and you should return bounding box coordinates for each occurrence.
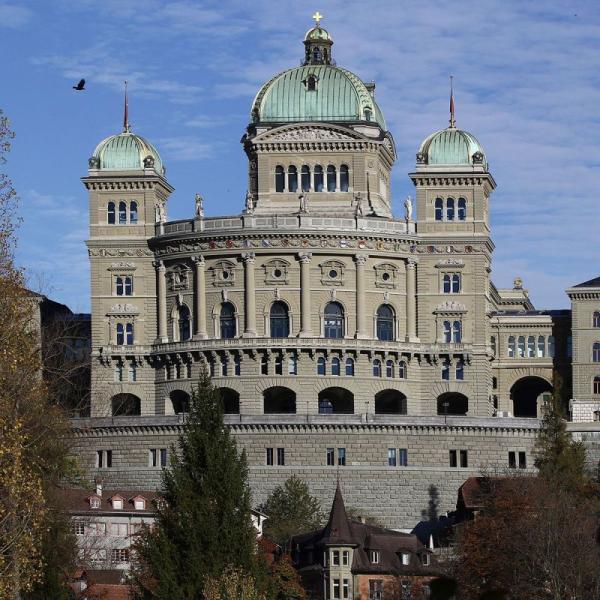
[73,79,85,91]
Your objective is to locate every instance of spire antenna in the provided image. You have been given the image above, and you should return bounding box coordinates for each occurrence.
[449,75,456,129]
[123,80,130,133]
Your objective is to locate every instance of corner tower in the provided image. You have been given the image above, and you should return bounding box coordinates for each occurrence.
[83,99,173,417]
[243,17,396,217]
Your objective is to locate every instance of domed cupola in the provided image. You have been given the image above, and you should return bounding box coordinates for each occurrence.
[88,89,165,176]
[303,12,334,65]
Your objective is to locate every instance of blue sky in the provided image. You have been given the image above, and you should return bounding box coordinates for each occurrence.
[2,0,599,312]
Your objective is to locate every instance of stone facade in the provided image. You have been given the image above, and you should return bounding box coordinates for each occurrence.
[71,21,600,530]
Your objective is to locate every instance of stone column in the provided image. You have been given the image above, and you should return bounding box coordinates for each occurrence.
[298,252,313,337]
[155,260,168,343]
[193,256,208,339]
[406,259,418,342]
[355,253,369,339]
[242,253,257,337]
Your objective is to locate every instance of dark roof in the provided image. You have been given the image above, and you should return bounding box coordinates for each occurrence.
[60,487,160,515]
[457,476,535,511]
[573,276,600,289]
[319,484,356,546]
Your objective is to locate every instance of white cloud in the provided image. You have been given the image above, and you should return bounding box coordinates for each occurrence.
[0,3,33,28]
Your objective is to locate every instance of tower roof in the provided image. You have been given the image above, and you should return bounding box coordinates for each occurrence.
[417,127,486,167]
[319,484,356,546]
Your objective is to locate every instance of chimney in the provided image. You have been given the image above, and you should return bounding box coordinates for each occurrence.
[94,477,103,497]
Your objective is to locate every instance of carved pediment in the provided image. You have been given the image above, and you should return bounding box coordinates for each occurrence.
[434,300,467,314]
[257,125,362,143]
[108,303,139,315]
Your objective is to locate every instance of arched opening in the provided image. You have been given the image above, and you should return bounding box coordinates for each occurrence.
[314,165,324,191]
[327,165,336,191]
[220,302,236,339]
[270,301,290,338]
[264,387,296,414]
[446,198,455,221]
[170,390,190,414]
[275,165,285,192]
[307,75,317,91]
[118,201,127,224]
[594,312,600,328]
[437,393,468,416]
[510,376,552,418]
[178,305,191,341]
[324,302,344,339]
[111,393,141,416]
[318,387,354,414]
[288,165,298,192]
[218,387,240,414]
[340,165,349,191]
[457,198,466,221]
[376,304,395,341]
[130,201,138,224]
[107,201,116,224]
[435,198,443,221]
[375,390,407,414]
[301,165,311,191]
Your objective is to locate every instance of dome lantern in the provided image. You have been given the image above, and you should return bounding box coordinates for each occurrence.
[303,11,334,66]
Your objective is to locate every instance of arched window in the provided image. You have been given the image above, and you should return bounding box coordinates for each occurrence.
[527,336,535,358]
[317,357,326,376]
[125,323,134,345]
[443,274,451,293]
[178,305,191,341]
[340,165,349,192]
[364,108,372,121]
[264,387,296,414]
[593,311,600,328]
[270,302,289,338]
[441,359,450,380]
[170,390,190,414]
[375,390,407,415]
[288,166,298,193]
[437,393,468,416]
[446,198,455,221]
[111,393,141,416]
[301,165,311,191]
[314,165,324,192]
[492,376,498,389]
[118,201,127,225]
[456,359,464,380]
[130,201,138,224]
[116,276,124,296]
[219,388,240,414]
[275,166,285,192]
[385,360,394,378]
[594,376,600,394]
[324,302,344,339]
[376,305,394,341]
[313,48,322,62]
[107,202,116,224]
[457,198,466,221]
[372,359,382,377]
[398,361,407,379]
[345,357,354,376]
[443,321,452,344]
[435,198,443,221]
[548,336,555,358]
[124,276,133,296]
[307,75,317,91]
[318,388,354,414]
[452,274,461,293]
[537,336,545,357]
[452,321,462,343]
[518,336,526,358]
[508,336,516,357]
[327,165,336,192]
[594,342,600,362]
[331,357,341,376]
[116,323,124,345]
[220,303,236,339]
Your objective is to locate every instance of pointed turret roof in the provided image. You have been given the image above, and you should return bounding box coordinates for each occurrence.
[319,484,356,546]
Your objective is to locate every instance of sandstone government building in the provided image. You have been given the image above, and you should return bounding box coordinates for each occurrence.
[71,20,600,528]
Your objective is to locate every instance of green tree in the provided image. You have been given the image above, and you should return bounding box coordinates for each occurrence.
[260,476,323,552]
[131,373,264,599]
[269,555,307,600]
[203,566,267,600]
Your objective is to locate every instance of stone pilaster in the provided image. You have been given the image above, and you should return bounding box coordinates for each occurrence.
[406,259,419,342]
[193,256,208,339]
[155,260,168,343]
[298,252,313,337]
[242,253,257,337]
[355,253,369,339]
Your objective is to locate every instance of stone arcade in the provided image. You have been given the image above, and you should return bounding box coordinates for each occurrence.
[72,19,600,528]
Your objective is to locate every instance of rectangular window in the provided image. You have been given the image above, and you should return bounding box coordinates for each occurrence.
[111,549,130,563]
[508,451,516,469]
[124,276,133,296]
[128,362,136,382]
[90,548,107,563]
[342,550,349,566]
[332,550,340,566]
[460,450,468,468]
[449,449,457,468]
[401,553,410,565]
[110,522,128,536]
[149,449,157,467]
[518,451,527,469]
[337,448,346,466]
[388,448,397,467]
[160,448,168,468]
[96,450,112,469]
[332,579,340,599]
[114,363,123,382]
[266,448,274,466]
[343,579,349,599]
[399,448,408,467]
[288,357,297,375]
[72,522,85,535]
[277,447,285,466]
[370,550,380,564]
[369,580,384,600]
[326,447,335,466]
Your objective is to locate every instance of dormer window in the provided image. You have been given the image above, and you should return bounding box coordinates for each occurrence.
[133,497,146,511]
[111,497,124,510]
[307,75,317,91]
[401,552,410,566]
[364,108,372,121]
[370,550,380,564]
[90,497,100,509]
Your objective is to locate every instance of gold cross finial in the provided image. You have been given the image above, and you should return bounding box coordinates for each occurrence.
[312,11,323,26]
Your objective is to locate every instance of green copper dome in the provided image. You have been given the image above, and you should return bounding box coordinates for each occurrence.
[418,127,486,167]
[304,25,332,41]
[251,65,386,129]
[89,131,165,175]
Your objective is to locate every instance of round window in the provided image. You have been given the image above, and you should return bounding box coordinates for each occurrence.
[221,270,230,280]
[382,272,390,281]
[273,268,283,279]
[329,269,338,279]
